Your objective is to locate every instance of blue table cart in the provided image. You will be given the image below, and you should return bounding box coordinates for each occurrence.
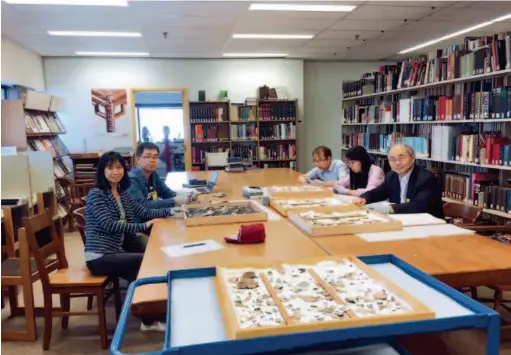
[111,255,500,355]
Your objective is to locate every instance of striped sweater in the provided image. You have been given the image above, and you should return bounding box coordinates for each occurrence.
[85,188,171,254]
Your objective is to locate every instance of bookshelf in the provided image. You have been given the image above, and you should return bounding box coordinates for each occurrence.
[1,89,72,220]
[189,99,298,171]
[69,150,133,183]
[341,33,511,221]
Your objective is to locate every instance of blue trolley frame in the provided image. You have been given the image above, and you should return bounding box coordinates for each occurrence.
[111,254,500,355]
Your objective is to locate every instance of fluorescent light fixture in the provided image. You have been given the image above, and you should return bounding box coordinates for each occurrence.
[233,34,314,39]
[223,53,288,57]
[4,0,127,5]
[49,31,141,37]
[249,3,356,12]
[75,51,149,57]
[399,13,511,54]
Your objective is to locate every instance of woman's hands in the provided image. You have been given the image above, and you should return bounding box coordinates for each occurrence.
[145,218,166,228]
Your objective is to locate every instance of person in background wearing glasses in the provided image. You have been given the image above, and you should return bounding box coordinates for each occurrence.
[334,146,384,196]
[353,143,444,219]
[128,143,194,221]
[298,146,347,187]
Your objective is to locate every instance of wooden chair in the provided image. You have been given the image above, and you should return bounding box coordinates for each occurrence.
[73,207,94,310]
[443,202,482,226]
[36,189,64,242]
[1,203,58,342]
[60,179,93,232]
[465,222,511,315]
[22,210,121,350]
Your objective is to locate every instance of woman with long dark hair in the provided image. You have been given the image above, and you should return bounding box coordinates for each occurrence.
[335,146,384,196]
[84,151,173,332]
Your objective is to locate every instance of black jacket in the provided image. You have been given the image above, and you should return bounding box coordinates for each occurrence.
[361,165,445,219]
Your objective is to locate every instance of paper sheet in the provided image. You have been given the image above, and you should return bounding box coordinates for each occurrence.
[389,213,446,227]
[161,240,224,258]
[358,224,475,242]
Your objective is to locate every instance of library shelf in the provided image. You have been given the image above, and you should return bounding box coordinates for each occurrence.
[341,147,511,171]
[259,138,296,142]
[231,120,257,123]
[342,68,511,101]
[259,119,297,123]
[442,197,511,219]
[27,131,66,137]
[342,118,511,126]
[231,139,258,142]
[192,140,231,144]
[260,158,296,162]
[191,121,230,124]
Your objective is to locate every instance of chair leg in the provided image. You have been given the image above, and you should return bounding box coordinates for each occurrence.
[42,292,53,350]
[21,278,37,341]
[8,286,19,313]
[113,279,122,321]
[470,287,478,299]
[96,289,108,349]
[494,289,503,312]
[87,295,94,310]
[60,294,70,330]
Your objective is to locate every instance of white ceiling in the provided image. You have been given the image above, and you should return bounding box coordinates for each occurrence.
[2,0,511,60]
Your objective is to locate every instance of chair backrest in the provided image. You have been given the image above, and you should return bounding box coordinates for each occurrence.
[36,188,56,216]
[59,179,92,204]
[73,207,86,245]
[22,210,68,286]
[205,151,229,170]
[443,202,482,224]
[1,203,30,257]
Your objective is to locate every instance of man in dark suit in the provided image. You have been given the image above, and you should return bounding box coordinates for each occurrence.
[354,144,444,219]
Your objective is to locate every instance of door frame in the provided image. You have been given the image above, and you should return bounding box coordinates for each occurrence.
[129,87,191,171]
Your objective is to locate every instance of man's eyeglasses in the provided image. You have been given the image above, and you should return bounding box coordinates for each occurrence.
[389,155,409,164]
[141,155,159,161]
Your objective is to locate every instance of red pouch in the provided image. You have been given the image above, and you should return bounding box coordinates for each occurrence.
[224,224,266,244]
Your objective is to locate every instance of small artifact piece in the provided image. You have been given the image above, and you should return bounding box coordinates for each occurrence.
[236,271,259,289]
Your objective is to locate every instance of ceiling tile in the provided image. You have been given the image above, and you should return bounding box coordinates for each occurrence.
[366,1,454,7]
[346,5,437,20]
[316,30,385,41]
[330,19,406,31]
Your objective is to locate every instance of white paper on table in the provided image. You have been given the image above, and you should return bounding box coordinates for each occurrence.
[161,240,224,258]
[389,213,446,227]
[357,224,475,242]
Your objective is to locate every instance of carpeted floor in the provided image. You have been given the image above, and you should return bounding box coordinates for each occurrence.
[2,231,511,355]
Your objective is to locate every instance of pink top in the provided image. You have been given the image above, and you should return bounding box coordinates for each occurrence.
[335,165,385,196]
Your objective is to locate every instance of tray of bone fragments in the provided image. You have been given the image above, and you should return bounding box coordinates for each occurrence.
[288,209,402,237]
[215,256,434,340]
[183,200,268,226]
[270,197,360,217]
[266,185,333,199]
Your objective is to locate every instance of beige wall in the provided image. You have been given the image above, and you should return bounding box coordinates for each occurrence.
[2,36,45,91]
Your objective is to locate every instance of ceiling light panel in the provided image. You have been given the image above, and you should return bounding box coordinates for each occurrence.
[399,13,511,54]
[223,53,288,57]
[48,31,141,37]
[75,51,149,56]
[249,4,356,12]
[233,34,314,39]
[4,0,127,5]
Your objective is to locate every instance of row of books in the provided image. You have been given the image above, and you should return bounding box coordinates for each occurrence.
[190,104,226,123]
[443,172,510,214]
[191,124,229,142]
[259,123,296,140]
[191,146,228,164]
[258,102,297,121]
[25,111,66,133]
[344,88,511,124]
[261,161,297,170]
[231,105,256,121]
[343,132,429,157]
[28,136,69,158]
[431,128,511,165]
[232,144,257,161]
[342,33,511,98]
[231,124,258,141]
[258,144,296,161]
[55,181,66,200]
[53,159,71,178]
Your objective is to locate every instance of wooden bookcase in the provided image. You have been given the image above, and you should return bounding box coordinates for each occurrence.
[340,37,511,221]
[69,150,133,184]
[189,99,298,171]
[1,89,72,220]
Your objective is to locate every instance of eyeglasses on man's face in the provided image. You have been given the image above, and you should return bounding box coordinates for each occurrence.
[388,154,410,164]
[141,155,159,161]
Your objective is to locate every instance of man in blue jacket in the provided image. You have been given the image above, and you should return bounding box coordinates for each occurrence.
[128,142,193,221]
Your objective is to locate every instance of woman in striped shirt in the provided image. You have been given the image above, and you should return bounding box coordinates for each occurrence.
[85,151,172,332]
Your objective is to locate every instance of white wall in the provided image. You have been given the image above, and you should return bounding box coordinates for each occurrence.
[2,36,45,91]
[303,61,385,170]
[44,57,305,166]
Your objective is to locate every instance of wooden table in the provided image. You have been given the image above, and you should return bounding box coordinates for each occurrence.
[131,168,511,318]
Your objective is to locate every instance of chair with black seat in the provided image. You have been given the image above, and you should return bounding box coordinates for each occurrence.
[1,202,58,342]
[22,210,121,350]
